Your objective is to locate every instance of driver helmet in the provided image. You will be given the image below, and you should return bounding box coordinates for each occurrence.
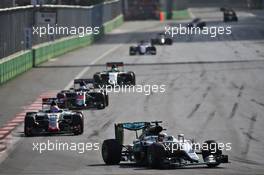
[81,85,87,90]
[51,100,57,106]
[157,132,168,142]
[50,100,59,112]
[111,65,118,72]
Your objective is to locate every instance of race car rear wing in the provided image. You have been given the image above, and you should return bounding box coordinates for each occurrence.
[42,98,63,109]
[114,122,153,145]
[74,78,95,89]
[106,62,124,67]
[74,79,94,84]
[42,98,59,105]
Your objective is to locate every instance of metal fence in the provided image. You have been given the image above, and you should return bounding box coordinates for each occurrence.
[0,0,122,59]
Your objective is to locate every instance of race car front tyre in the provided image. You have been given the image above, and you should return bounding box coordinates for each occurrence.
[72,113,83,135]
[202,140,222,168]
[147,143,166,169]
[102,139,122,165]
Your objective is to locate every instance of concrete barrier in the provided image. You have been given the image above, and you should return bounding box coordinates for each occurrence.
[0,51,32,84]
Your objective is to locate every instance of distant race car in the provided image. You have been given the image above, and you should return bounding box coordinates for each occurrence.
[151,33,173,45]
[102,121,229,169]
[24,98,84,136]
[129,41,156,55]
[93,62,136,87]
[187,18,206,29]
[221,8,238,22]
[57,79,108,110]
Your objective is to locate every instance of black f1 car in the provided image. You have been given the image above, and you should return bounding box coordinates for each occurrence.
[187,18,206,29]
[93,62,136,87]
[24,98,84,136]
[102,121,229,169]
[221,8,238,22]
[129,41,156,55]
[151,33,173,45]
[57,79,108,110]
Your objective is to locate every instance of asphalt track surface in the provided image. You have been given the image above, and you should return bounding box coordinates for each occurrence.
[0,8,264,175]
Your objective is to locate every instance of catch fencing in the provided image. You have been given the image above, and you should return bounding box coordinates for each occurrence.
[0,0,122,59]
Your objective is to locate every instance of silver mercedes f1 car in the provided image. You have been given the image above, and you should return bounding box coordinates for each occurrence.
[102,121,229,169]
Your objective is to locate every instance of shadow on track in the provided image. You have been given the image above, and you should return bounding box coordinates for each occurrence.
[88,162,225,170]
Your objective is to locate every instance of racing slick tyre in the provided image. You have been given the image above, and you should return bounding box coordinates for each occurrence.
[202,140,222,168]
[75,112,84,134]
[95,93,106,109]
[102,139,122,165]
[165,38,173,45]
[127,71,136,85]
[72,113,83,135]
[147,143,166,169]
[105,94,109,107]
[129,47,137,55]
[93,73,102,88]
[24,112,36,137]
[148,47,156,55]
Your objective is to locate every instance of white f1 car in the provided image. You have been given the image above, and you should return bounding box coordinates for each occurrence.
[129,41,156,55]
[93,62,136,87]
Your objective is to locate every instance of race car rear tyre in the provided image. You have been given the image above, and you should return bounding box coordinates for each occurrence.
[165,38,173,45]
[128,71,136,85]
[149,47,157,55]
[24,113,36,137]
[105,94,109,106]
[129,47,136,55]
[147,143,165,169]
[202,140,222,168]
[102,139,122,165]
[93,73,101,88]
[75,112,84,134]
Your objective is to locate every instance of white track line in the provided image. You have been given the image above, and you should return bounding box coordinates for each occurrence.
[64,44,122,90]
